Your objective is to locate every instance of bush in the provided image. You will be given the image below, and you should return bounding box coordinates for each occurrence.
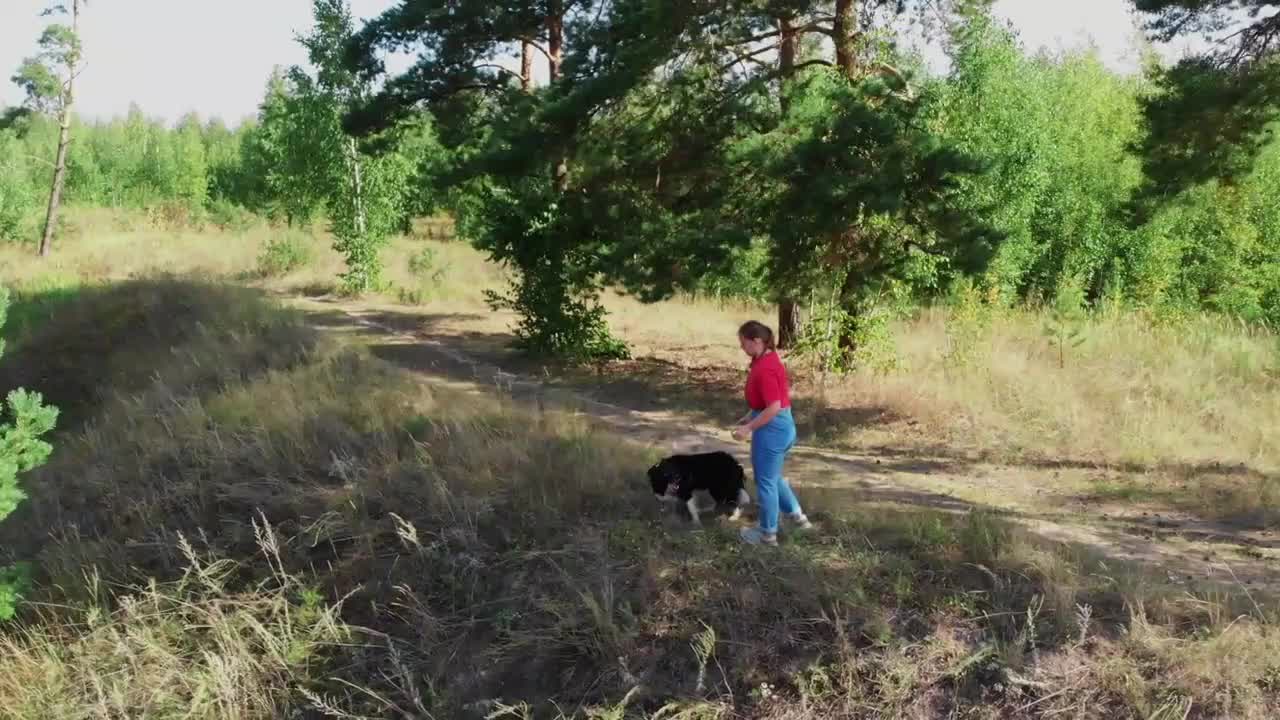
[692,240,771,302]
[485,270,630,363]
[944,278,994,369]
[396,244,450,305]
[0,133,40,244]
[206,199,258,234]
[256,232,314,278]
[145,202,203,232]
[0,285,58,620]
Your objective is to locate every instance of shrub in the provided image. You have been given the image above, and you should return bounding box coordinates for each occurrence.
[145,202,204,232]
[206,198,258,234]
[1043,275,1089,369]
[485,270,630,362]
[944,278,994,369]
[256,232,314,277]
[396,244,450,305]
[0,285,58,620]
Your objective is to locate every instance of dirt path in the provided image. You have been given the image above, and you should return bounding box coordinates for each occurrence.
[287,294,1280,596]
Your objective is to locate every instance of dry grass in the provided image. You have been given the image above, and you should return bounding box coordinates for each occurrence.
[0,532,351,720]
[0,207,269,285]
[0,206,498,303]
[1,278,1278,718]
[822,306,1280,469]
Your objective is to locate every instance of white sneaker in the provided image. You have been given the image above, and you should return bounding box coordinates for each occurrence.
[787,512,814,531]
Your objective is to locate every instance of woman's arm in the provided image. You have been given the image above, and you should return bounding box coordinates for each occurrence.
[741,401,782,432]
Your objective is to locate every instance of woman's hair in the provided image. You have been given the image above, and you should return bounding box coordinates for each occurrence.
[738,320,776,351]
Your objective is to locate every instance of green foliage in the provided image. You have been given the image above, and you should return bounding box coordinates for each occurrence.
[1043,276,1089,369]
[485,273,630,362]
[11,17,80,116]
[1132,1,1280,199]
[206,198,257,234]
[0,130,41,243]
[937,12,1143,302]
[397,244,451,304]
[0,107,237,230]
[256,232,314,278]
[737,67,997,313]
[272,0,421,295]
[0,564,31,620]
[691,241,771,303]
[239,72,328,227]
[793,298,902,377]
[329,145,414,293]
[1127,175,1280,322]
[408,246,446,281]
[848,312,903,376]
[475,189,630,362]
[0,286,58,619]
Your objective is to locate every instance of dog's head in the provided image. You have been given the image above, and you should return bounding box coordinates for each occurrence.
[647,460,681,502]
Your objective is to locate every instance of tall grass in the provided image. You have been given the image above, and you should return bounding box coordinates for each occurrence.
[0,530,350,720]
[816,306,1280,466]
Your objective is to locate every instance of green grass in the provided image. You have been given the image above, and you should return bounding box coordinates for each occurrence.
[0,278,1278,718]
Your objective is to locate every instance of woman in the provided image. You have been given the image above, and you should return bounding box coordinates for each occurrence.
[732,320,812,545]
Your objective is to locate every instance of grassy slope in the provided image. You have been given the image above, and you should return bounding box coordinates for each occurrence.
[0,277,1277,719]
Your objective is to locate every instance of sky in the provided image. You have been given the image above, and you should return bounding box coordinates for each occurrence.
[0,0,1189,125]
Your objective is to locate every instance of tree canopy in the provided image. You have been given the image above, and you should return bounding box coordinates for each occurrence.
[1132,1,1280,202]
[341,0,1001,356]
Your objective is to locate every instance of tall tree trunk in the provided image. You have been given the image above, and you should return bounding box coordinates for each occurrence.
[521,40,534,91]
[347,137,367,238]
[546,8,563,82]
[547,6,568,191]
[832,1,862,350]
[834,0,858,79]
[834,0,855,78]
[38,0,80,258]
[776,16,800,348]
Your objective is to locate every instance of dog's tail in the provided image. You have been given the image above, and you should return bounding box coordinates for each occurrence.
[737,488,751,506]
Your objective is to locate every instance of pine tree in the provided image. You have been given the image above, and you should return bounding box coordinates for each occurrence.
[345,1,997,357]
[1131,1,1280,204]
[11,0,86,256]
[0,286,59,619]
[346,0,635,359]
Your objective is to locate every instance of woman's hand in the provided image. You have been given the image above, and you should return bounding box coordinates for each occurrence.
[732,424,752,441]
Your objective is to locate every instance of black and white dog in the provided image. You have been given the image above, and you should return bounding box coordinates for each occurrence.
[648,451,751,524]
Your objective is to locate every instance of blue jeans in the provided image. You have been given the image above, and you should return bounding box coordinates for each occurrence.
[750,408,801,534]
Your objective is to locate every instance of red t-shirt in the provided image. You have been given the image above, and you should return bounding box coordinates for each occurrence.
[745,351,791,411]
